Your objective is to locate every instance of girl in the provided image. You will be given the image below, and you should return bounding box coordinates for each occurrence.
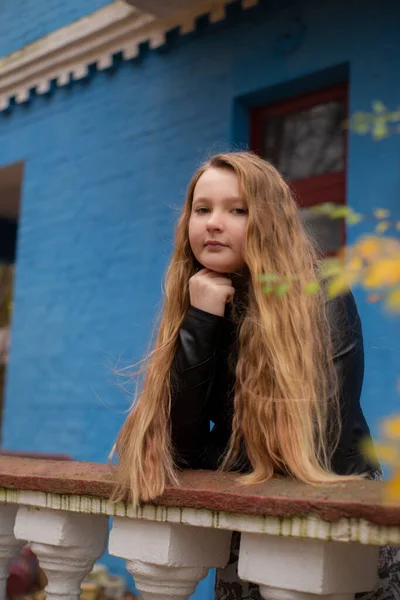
[113,152,397,599]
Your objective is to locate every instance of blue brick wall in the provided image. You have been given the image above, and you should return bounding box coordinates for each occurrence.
[0,0,400,597]
[0,0,112,57]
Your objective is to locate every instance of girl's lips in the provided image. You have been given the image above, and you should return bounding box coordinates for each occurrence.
[205,241,227,247]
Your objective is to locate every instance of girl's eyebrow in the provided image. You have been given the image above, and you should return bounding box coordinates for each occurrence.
[192,196,243,205]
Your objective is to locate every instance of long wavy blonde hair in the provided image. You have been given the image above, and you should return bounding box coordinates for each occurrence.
[112,151,347,506]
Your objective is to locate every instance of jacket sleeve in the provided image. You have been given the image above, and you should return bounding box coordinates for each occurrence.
[327,291,377,475]
[170,305,223,469]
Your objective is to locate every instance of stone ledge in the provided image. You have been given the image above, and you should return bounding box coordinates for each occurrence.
[0,456,398,527]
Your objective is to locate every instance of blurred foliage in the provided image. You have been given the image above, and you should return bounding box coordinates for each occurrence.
[345,100,400,140]
[362,416,400,503]
[312,204,400,314]
[260,203,400,502]
[260,204,400,314]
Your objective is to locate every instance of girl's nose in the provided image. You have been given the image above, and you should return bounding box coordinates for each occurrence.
[206,212,224,232]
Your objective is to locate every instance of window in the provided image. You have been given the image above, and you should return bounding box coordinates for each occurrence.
[250,84,348,255]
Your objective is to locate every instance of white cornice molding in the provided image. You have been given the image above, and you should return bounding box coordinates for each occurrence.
[0,2,154,110]
[124,0,259,17]
[0,0,261,112]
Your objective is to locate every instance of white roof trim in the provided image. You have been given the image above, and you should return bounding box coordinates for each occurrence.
[0,0,260,112]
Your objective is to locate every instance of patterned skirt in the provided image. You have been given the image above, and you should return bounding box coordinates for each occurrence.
[214,471,400,600]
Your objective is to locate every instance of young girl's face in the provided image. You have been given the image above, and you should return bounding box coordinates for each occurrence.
[189,167,248,273]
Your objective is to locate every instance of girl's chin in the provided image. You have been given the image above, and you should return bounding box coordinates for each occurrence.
[200,260,242,274]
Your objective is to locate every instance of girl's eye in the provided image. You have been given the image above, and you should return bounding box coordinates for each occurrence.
[232,208,248,215]
[194,207,209,214]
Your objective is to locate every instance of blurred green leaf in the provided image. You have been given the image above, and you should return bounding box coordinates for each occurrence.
[259,274,279,283]
[304,281,321,295]
[275,283,290,296]
[374,208,391,220]
[310,202,336,215]
[346,211,364,225]
[375,221,391,233]
[262,285,275,295]
[330,206,349,219]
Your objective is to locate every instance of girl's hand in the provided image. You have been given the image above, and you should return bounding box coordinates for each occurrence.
[189,269,235,317]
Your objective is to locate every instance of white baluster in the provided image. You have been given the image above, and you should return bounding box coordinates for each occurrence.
[109,518,232,600]
[0,505,25,600]
[238,532,379,599]
[127,560,207,600]
[14,506,108,600]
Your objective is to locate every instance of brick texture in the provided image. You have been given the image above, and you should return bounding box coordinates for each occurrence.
[0,0,112,57]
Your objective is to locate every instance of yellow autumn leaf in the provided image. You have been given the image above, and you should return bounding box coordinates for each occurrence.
[319,257,344,279]
[382,416,400,439]
[375,221,391,233]
[384,468,400,504]
[346,255,363,274]
[379,236,400,256]
[374,208,391,220]
[374,443,399,464]
[336,247,346,262]
[327,273,351,298]
[354,236,381,260]
[359,437,380,468]
[386,288,400,314]
[363,259,400,289]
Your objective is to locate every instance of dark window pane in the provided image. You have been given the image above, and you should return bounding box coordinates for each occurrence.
[301,207,343,254]
[262,101,345,180]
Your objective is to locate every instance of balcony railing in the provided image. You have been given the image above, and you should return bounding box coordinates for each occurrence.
[0,456,399,600]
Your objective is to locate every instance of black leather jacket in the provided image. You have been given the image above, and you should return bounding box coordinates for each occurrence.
[170,292,376,476]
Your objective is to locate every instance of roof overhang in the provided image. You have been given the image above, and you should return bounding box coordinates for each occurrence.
[0,0,259,112]
[124,0,210,18]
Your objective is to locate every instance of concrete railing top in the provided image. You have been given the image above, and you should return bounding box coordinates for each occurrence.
[0,456,399,527]
[0,455,399,598]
